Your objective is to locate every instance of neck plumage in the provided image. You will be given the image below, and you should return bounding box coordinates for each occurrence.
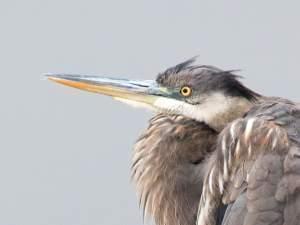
[209,98,254,132]
[131,114,217,225]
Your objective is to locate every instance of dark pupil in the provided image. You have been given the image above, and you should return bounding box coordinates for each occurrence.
[183,88,188,93]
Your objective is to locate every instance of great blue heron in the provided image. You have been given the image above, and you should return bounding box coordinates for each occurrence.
[47,58,300,225]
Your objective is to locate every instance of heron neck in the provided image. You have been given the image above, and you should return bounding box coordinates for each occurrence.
[206,98,254,132]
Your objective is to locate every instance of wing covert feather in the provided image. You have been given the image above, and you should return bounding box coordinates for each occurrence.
[197,101,300,225]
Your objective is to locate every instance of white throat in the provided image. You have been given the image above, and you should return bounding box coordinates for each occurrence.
[113,92,252,131]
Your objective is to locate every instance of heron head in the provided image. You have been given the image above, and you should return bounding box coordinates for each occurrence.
[47,58,259,130]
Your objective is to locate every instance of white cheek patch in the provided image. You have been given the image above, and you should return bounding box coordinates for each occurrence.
[154,97,205,121]
[153,97,183,112]
[114,92,235,125]
[153,93,233,124]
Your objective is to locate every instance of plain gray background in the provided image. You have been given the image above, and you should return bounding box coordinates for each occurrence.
[0,1,299,225]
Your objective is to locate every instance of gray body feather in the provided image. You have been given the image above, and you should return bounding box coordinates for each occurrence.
[198,97,300,225]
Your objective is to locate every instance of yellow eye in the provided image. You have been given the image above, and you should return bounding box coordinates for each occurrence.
[180,86,192,97]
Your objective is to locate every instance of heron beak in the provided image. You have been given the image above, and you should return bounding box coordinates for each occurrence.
[46,74,170,109]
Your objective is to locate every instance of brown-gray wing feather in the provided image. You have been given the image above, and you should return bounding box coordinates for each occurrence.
[197,99,300,225]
